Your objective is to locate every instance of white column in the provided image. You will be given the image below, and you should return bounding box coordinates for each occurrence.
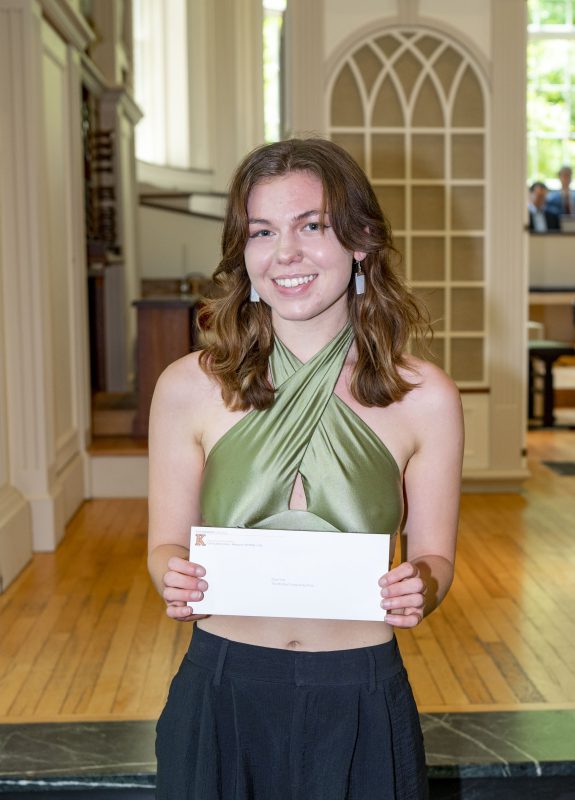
[0,0,90,556]
[187,0,212,171]
[67,46,93,466]
[0,1,60,552]
[488,0,529,478]
[99,89,143,391]
[209,0,265,191]
[0,3,33,582]
[284,0,325,136]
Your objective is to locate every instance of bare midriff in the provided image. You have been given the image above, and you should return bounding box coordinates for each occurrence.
[197,616,394,651]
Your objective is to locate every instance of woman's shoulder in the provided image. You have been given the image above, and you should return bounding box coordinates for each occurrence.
[153,350,222,410]
[393,356,463,456]
[399,354,461,413]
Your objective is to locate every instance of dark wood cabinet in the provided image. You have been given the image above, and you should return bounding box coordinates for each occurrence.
[132,295,200,437]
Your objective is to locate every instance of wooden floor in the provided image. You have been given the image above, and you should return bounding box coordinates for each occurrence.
[1,430,574,723]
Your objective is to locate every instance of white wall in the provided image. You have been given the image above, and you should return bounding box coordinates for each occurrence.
[529,235,575,287]
[419,0,490,60]
[139,206,223,280]
[324,0,398,59]
[324,0,490,64]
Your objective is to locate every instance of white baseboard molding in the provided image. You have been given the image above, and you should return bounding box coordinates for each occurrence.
[29,487,65,552]
[60,450,87,524]
[462,468,531,493]
[89,454,148,498]
[0,485,33,592]
[29,450,87,552]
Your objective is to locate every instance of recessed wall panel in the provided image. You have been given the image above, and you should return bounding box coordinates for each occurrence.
[374,185,405,230]
[451,338,484,382]
[451,288,484,332]
[331,63,364,126]
[412,237,445,281]
[452,134,484,179]
[451,186,484,230]
[412,186,445,230]
[332,134,366,172]
[372,134,405,179]
[411,134,444,179]
[452,237,484,281]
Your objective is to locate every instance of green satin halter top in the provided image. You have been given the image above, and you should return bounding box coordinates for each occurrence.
[200,323,403,534]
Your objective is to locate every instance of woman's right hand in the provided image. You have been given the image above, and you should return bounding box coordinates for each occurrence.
[162,556,209,621]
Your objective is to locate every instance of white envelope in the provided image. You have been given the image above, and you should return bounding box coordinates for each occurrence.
[188,526,390,621]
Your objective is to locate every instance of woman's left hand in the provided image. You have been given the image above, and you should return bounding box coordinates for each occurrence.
[378,561,426,628]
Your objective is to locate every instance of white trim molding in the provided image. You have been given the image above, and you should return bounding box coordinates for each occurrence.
[0,486,32,592]
[80,51,109,97]
[102,86,143,127]
[488,0,528,475]
[462,470,530,494]
[461,394,489,471]
[136,160,214,193]
[39,0,95,51]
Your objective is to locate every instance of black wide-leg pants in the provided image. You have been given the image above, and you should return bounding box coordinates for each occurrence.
[155,627,428,800]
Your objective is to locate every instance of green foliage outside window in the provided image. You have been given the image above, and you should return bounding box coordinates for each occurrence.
[528,0,575,183]
[529,0,570,25]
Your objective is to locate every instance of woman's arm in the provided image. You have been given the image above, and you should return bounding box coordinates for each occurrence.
[379,363,464,628]
[148,354,210,621]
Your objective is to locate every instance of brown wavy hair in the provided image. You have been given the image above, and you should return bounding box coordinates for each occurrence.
[198,137,430,410]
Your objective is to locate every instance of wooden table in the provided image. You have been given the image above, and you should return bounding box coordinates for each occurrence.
[132,295,200,437]
[528,339,575,427]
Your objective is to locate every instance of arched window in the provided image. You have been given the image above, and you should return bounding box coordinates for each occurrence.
[328,29,487,387]
[133,0,191,168]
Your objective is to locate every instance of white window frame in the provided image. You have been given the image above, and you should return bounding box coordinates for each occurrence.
[133,0,190,168]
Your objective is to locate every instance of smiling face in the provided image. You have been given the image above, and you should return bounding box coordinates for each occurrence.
[244,171,365,333]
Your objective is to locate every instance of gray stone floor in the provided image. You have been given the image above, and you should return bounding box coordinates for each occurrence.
[0,711,574,795]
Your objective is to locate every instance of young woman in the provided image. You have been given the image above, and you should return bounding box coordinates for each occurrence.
[148,138,464,799]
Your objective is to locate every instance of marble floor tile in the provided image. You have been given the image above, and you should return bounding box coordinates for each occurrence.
[0,711,574,791]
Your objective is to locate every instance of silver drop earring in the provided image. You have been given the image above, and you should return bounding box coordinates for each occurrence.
[354,259,365,295]
[250,284,260,302]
